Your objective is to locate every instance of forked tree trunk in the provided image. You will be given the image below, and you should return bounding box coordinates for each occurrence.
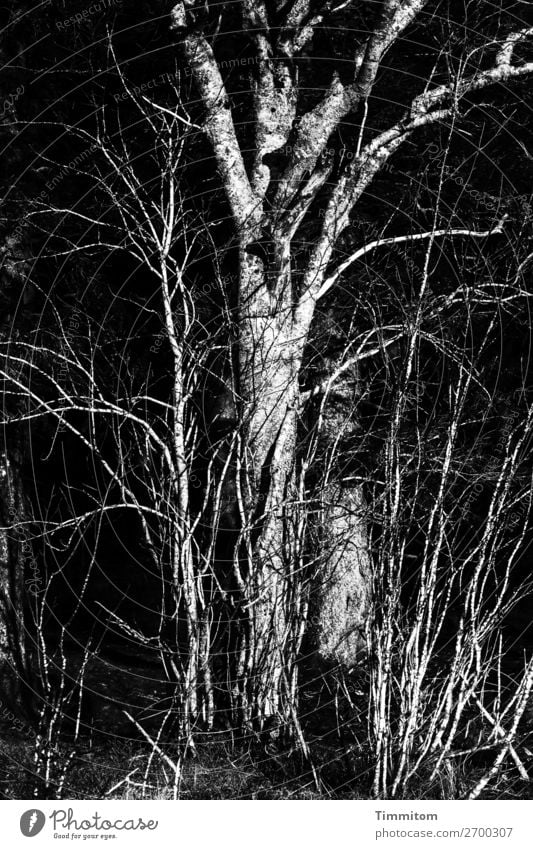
[160,0,533,740]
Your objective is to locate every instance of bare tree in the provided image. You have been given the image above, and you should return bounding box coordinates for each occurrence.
[165,0,533,726]
[2,2,533,772]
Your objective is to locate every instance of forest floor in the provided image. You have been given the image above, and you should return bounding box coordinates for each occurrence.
[0,648,532,799]
[0,648,356,799]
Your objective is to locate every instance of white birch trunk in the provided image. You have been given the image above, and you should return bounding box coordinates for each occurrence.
[0,448,29,706]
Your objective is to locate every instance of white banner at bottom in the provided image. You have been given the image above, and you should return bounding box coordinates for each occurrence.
[2,799,532,848]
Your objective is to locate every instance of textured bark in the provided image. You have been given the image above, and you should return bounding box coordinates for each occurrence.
[236,250,302,725]
[307,356,372,667]
[168,0,533,729]
[0,447,30,707]
[315,484,371,667]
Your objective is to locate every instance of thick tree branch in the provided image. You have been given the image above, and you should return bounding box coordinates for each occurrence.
[273,0,428,212]
[244,0,297,197]
[170,3,258,230]
[295,25,533,321]
[316,219,507,302]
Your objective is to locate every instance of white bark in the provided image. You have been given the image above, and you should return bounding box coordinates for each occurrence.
[315,485,371,667]
[168,0,533,727]
[0,448,29,705]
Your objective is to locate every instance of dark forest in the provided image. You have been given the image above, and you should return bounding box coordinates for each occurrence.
[0,0,532,800]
